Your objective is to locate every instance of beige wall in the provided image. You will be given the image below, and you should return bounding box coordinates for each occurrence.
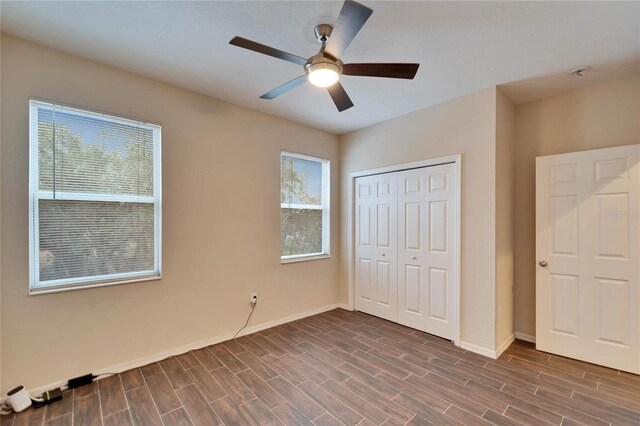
[495,89,516,347]
[4,31,636,393]
[339,87,499,351]
[513,74,640,337]
[0,33,3,393]
[0,35,340,392]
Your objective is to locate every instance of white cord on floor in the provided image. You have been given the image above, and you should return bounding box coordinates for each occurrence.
[232,301,256,340]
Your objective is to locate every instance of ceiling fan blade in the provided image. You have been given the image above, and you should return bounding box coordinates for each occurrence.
[324,0,373,61]
[230,37,308,66]
[327,82,354,112]
[342,63,420,79]
[259,75,307,99]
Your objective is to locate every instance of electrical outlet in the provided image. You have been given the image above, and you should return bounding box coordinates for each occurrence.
[250,293,258,305]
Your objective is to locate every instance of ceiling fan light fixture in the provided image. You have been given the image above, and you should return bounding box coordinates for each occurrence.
[230,1,419,111]
[306,62,341,87]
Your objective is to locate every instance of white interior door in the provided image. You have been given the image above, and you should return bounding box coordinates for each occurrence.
[355,173,398,322]
[536,145,640,374]
[397,164,457,340]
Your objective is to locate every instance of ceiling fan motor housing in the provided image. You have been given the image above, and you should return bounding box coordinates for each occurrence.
[306,24,342,85]
[228,0,418,111]
[314,24,333,43]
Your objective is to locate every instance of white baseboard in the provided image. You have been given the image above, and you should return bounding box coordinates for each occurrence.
[337,303,352,311]
[514,332,536,343]
[495,334,515,359]
[460,341,497,359]
[461,334,514,360]
[27,303,340,396]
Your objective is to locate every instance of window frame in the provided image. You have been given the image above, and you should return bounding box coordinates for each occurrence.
[280,151,330,264]
[28,99,162,294]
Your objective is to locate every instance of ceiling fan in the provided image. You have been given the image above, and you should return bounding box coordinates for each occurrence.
[229,0,420,112]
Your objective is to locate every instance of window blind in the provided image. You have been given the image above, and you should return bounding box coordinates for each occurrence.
[29,100,161,292]
[280,152,329,260]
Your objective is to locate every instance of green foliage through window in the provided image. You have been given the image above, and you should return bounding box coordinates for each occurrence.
[29,101,161,291]
[280,153,328,259]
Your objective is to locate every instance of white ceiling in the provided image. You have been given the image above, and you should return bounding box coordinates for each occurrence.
[2,1,639,134]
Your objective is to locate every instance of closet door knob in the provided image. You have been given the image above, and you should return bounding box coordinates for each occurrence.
[539,260,548,267]
[381,253,386,257]
[411,256,417,260]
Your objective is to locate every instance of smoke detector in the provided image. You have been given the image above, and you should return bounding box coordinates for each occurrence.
[570,66,592,78]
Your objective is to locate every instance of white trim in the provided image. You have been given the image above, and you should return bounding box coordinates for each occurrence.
[25,303,340,397]
[28,102,39,291]
[28,99,162,293]
[461,334,515,360]
[279,150,330,164]
[453,156,462,347]
[338,303,352,311]
[35,191,156,204]
[280,151,330,260]
[461,341,498,359]
[514,332,536,343]
[29,274,161,295]
[322,158,331,258]
[496,334,516,359]
[281,254,330,264]
[154,124,163,279]
[280,203,322,210]
[348,155,460,179]
[346,154,462,346]
[29,99,160,130]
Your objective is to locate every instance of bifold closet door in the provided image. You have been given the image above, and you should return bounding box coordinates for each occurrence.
[355,163,457,340]
[398,164,457,339]
[355,173,398,322]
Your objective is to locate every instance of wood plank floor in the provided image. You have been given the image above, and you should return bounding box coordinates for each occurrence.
[3,309,639,425]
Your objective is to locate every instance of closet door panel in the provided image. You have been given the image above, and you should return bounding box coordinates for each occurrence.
[424,163,457,339]
[398,169,428,329]
[355,177,376,311]
[355,173,398,322]
[374,173,398,321]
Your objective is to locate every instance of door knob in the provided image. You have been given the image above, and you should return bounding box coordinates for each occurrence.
[381,253,386,257]
[539,260,548,267]
[411,256,417,260]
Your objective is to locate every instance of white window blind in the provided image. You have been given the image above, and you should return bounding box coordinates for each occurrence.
[29,100,162,293]
[280,152,330,262]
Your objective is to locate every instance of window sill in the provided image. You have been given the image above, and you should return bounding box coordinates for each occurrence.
[29,274,162,295]
[281,254,330,264]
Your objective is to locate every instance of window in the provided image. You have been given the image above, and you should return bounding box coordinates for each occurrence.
[280,152,330,262]
[29,100,161,293]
